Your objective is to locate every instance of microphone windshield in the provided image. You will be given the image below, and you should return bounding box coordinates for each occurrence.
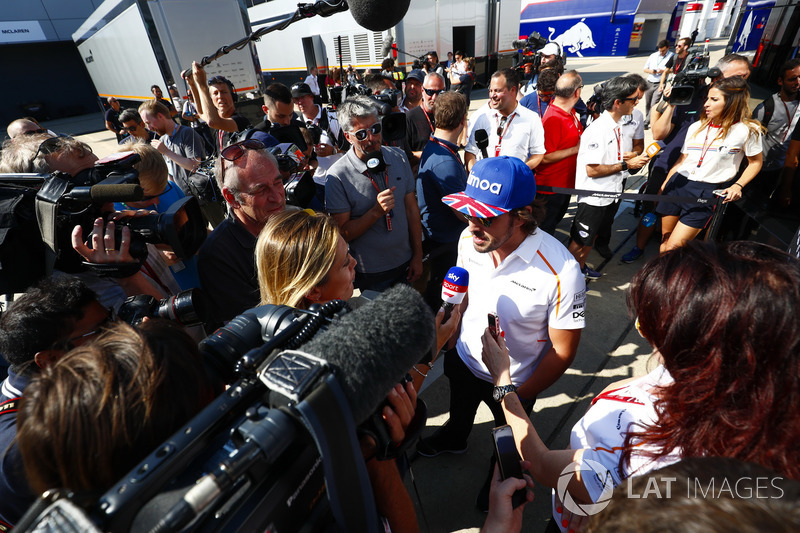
[441,266,468,305]
[475,129,489,149]
[92,184,144,203]
[298,285,435,424]
[347,0,410,32]
[645,140,665,158]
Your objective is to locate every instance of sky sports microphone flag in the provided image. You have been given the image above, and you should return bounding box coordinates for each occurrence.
[441,266,468,322]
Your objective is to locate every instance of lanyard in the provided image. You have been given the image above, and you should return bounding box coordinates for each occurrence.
[782,99,800,142]
[613,126,622,163]
[423,107,434,132]
[697,123,722,168]
[494,112,517,157]
[363,169,393,231]
[430,135,462,163]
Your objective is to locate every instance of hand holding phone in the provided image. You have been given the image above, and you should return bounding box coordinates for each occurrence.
[488,312,500,340]
[492,424,528,509]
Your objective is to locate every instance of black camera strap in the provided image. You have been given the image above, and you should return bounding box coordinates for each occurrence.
[294,373,382,533]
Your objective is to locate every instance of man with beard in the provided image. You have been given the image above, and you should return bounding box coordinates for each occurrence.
[418,156,584,513]
[325,96,422,292]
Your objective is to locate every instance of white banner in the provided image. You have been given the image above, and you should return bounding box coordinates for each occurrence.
[0,21,47,43]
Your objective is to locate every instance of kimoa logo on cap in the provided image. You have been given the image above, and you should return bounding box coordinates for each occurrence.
[468,174,503,194]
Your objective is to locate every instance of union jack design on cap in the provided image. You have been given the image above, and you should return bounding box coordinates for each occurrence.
[442,156,536,216]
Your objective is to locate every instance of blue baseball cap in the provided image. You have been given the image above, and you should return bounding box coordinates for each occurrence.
[442,156,536,217]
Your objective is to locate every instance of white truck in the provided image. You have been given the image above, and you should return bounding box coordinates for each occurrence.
[248,0,521,85]
[72,0,263,106]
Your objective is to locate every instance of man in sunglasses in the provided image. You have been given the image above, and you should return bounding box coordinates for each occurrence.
[465,68,546,172]
[118,109,158,144]
[326,96,423,292]
[0,278,107,528]
[5,118,49,139]
[406,72,446,168]
[422,157,584,512]
[569,76,649,280]
[198,139,286,323]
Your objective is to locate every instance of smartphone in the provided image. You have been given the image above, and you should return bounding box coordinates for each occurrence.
[713,189,727,197]
[488,312,499,340]
[491,425,527,508]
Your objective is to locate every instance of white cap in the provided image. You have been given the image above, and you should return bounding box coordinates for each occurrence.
[541,42,561,56]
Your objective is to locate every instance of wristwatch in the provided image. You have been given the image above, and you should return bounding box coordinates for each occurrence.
[492,384,518,403]
[620,161,628,171]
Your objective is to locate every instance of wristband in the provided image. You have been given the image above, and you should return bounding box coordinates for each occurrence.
[732,183,743,189]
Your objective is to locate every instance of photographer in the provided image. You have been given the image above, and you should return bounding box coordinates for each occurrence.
[621,53,752,263]
[0,133,165,307]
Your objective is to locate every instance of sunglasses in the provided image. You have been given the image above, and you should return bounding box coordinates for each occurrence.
[31,136,89,162]
[423,87,444,97]
[497,115,508,136]
[351,122,382,141]
[621,96,640,102]
[220,139,266,161]
[464,214,497,227]
[22,128,47,136]
[120,125,141,132]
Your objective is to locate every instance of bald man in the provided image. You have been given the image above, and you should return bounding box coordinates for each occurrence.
[6,119,45,139]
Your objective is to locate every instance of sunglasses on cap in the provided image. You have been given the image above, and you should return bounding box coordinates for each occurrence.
[423,87,444,97]
[220,139,266,162]
[351,122,382,141]
[464,214,497,228]
[31,135,89,162]
[22,128,47,136]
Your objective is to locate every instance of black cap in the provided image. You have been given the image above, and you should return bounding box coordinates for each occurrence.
[291,82,313,98]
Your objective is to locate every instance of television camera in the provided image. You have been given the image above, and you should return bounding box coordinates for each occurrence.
[0,150,207,294]
[668,47,721,105]
[512,31,550,76]
[14,285,436,533]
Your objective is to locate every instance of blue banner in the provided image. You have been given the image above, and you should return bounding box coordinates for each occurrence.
[732,0,775,53]
[519,15,635,58]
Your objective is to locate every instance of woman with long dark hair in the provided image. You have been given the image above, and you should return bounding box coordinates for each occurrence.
[657,76,763,251]
[481,241,800,532]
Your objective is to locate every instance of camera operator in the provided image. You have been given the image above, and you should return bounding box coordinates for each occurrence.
[0,134,165,307]
[521,42,562,95]
[0,278,107,527]
[658,37,692,99]
[254,83,310,155]
[621,53,751,263]
[16,320,215,496]
[292,82,347,205]
[424,51,445,78]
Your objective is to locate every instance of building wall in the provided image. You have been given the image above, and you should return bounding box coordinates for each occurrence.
[0,0,106,123]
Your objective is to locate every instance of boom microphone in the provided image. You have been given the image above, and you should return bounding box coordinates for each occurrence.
[380,34,395,58]
[63,184,144,203]
[475,129,490,159]
[347,0,411,32]
[298,284,435,424]
[441,266,468,323]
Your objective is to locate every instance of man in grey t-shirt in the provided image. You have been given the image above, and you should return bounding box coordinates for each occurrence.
[325,96,423,292]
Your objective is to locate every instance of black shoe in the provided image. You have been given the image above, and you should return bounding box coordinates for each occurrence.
[475,457,495,513]
[416,428,468,458]
[594,243,613,259]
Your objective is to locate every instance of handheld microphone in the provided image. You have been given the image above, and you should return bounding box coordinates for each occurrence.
[63,184,144,203]
[348,0,411,32]
[645,140,665,158]
[441,266,468,323]
[475,129,490,159]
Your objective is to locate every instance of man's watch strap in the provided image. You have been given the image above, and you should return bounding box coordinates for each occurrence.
[492,384,518,402]
[620,161,628,171]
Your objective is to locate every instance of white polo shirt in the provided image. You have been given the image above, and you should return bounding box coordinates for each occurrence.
[465,104,546,164]
[455,228,586,385]
[676,121,762,184]
[576,111,626,207]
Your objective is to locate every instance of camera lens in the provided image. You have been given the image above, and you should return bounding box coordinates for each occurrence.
[156,288,210,327]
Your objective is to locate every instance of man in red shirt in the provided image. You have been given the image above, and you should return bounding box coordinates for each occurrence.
[535,70,584,234]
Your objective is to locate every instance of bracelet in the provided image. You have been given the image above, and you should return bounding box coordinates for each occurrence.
[411,365,428,378]
[732,183,743,189]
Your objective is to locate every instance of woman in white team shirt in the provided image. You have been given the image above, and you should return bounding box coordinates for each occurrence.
[480,241,800,533]
[656,75,763,251]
